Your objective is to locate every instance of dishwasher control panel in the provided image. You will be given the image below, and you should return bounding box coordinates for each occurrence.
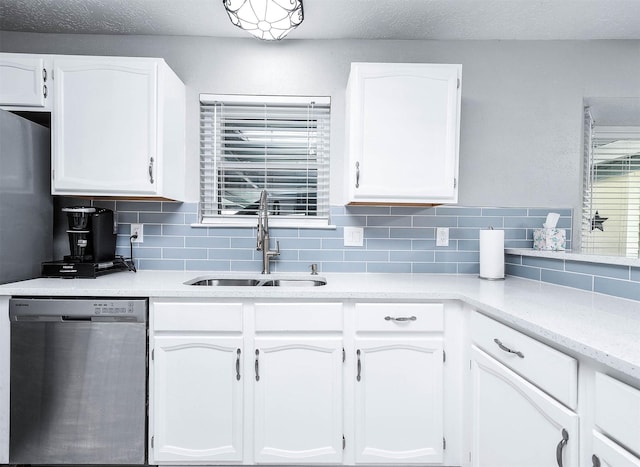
[92,300,138,315]
[9,297,147,322]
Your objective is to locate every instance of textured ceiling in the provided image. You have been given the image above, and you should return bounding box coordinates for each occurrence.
[1,0,640,40]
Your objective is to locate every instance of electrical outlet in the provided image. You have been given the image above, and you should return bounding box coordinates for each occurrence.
[131,223,144,243]
[436,227,449,247]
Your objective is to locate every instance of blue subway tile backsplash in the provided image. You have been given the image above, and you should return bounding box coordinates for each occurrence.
[109,202,572,274]
[72,199,636,302]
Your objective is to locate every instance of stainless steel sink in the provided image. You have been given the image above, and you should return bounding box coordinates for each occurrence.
[184,275,327,287]
[261,278,327,287]
[186,278,264,286]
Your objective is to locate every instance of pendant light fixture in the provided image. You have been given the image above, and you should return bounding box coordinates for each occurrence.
[223,0,304,41]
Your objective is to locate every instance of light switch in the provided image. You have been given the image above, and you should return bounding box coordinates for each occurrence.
[344,227,364,247]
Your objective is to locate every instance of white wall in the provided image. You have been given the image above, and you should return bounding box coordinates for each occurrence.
[2,32,639,217]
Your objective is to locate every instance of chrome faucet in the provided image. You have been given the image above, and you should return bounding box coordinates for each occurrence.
[256,190,280,274]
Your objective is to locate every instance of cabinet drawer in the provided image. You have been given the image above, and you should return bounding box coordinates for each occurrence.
[355,303,444,332]
[593,431,640,467]
[595,372,640,456]
[471,311,577,409]
[153,302,243,332]
[254,303,343,331]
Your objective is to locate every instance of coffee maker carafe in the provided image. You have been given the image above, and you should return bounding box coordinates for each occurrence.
[62,206,117,263]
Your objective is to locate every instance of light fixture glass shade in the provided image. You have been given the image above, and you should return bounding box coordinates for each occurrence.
[223,0,304,40]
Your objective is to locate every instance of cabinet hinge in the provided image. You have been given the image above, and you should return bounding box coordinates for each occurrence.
[52,169,55,181]
[51,69,54,80]
[443,437,446,450]
[151,435,154,448]
[454,178,457,189]
[443,350,446,363]
[342,348,346,363]
[457,78,460,89]
[151,349,154,361]
[342,435,346,450]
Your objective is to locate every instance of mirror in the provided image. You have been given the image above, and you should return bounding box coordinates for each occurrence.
[581,97,640,259]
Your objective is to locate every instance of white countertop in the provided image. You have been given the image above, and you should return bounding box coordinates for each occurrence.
[1,271,639,382]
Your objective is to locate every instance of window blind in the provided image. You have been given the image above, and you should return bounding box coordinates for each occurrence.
[199,95,330,226]
[582,107,640,258]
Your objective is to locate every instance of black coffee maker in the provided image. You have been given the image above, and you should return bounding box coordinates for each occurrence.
[63,206,117,263]
[42,206,121,278]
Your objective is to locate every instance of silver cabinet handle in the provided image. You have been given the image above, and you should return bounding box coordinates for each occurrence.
[494,338,524,358]
[43,84,48,98]
[592,455,600,467]
[385,316,417,322]
[254,349,260,382]
[42,68,47,82]
[148,157,155,184]
[356,349,362,382]
[355,161,360,188]
[556,428,569,467]
[235,348,241,381]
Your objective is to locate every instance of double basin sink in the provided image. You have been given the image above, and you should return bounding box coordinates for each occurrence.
[185,275,327,287]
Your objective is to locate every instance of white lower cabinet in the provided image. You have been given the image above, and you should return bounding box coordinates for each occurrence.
[592,431,640,467]
[150,302,244,464]
[254,336,343,463]
[352,302,445,464]
[153,335,244,463]
[471,346,579,467]
[150,300,344,465]
[591,372,640,466]
[149,300,640,467]
[354,337,444,464]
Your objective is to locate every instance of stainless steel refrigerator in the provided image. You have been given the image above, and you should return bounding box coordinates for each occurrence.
[0,109,53,284]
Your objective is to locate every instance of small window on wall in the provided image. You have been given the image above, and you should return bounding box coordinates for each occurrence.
[199,94,330,227]
[582,106,640,258]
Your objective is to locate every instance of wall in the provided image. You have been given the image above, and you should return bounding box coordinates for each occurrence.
[2,32,640,218]
[3,32,640,300]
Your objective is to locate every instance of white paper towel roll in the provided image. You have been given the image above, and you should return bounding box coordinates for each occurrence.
[479,229,505,280]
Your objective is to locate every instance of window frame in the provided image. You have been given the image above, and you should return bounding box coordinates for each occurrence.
[581,106,640,258]
[197,94,331,228]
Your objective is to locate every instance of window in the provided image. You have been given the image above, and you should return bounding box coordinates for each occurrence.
[582,106,640,258]
[199,94,330,227]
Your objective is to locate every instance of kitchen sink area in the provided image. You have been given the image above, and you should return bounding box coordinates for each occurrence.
[184,275,327,287]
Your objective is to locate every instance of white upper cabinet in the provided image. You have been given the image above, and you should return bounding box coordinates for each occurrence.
[51,56,185,200]
[0,53,50,108]
[346,62,461,205]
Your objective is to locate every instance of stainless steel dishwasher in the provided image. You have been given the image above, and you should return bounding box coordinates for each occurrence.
[9,297,148,465]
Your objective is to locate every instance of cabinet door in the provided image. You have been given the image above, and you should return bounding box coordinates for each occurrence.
[471,346,579,467]
[52,58,158,195]
[152,335,243,463]
[0,54,48,107]
[592,431,640,467]
[253,336,343,464]
[347,63,461,205]
[354,337,444,464]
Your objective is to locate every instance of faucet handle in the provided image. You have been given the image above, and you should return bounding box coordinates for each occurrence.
[275,241,280,254]
[310,263,318,275]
